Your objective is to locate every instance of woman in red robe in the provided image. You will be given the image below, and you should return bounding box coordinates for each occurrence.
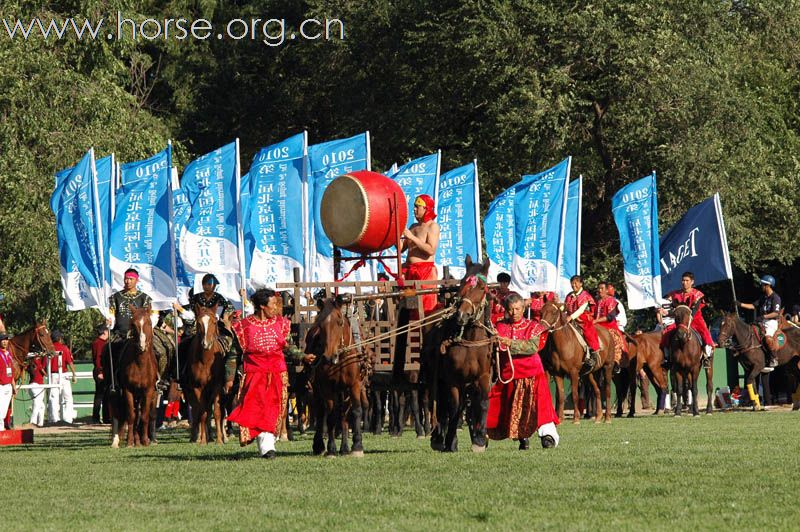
[487,293,560,449]
[228,288,314,459]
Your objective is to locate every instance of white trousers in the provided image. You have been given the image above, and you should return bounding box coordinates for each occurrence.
[29,384,46,426]
[763,319,778,337]
[0,384,12,431]
[537,422,560,447]
[257,431,276,455]
[48,374,74,423]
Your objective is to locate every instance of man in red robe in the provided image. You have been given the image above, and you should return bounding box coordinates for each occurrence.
[400,194,440,316]
[659,271,715,367]
[564,275,601,368]
[595,281,625,374]
[228,289,314,459]
[487,293,560,449]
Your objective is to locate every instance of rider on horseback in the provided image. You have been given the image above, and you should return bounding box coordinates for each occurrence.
[564,275,601,369]
[107,268,153,381]
[173,273,238,382]
[659,271,715,369]
[736,275,782,370]
[594,281,624,374]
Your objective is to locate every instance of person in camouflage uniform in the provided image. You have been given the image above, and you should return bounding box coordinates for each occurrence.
[106,269,154,388]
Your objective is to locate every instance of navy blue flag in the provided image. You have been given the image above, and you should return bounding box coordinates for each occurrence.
[659,193,732,294]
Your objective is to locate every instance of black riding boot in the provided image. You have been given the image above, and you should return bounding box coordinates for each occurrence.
[518,438,530,450]
[661,348,671,368]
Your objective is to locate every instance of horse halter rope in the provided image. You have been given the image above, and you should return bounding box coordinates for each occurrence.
[540,305,570,333]
[672,305,693,332]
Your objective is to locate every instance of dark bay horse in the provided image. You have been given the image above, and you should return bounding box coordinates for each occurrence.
[425,256,494,453]
[669,305,712,416]
[618,331,669,416]
[9,320,56,382]
[182,305,227,444]
[539,301,615,423]
[306,297,368,457]
[717,312,800,407]
[111,307,158,447]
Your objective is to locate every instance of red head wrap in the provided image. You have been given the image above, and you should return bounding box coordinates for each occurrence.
[414,194,436,223]
[124,271,139,280]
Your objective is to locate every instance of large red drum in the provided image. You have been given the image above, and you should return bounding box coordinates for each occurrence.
[321,170,408,254]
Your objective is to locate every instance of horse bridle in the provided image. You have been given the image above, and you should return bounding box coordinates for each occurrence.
[718,318,761,356]
[540,305,570,333]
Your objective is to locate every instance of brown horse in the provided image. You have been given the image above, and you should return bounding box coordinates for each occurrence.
[110,307,158,447]
[425,256,493,453]
[8,320,56,383]
[539,301,616,423]
[182,304,227,444]
[717,312,800,407]
[618,331,669,416]
[669,305,713,416]
[306,297,368,457]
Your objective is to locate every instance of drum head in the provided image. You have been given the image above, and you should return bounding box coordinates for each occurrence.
[320,174,368,248]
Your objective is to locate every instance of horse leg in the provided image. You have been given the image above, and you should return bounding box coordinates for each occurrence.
[325,398,337,457]
[339,400,350,456]
[409,387,424,437]
[444,385,461,453]
[140,389,154,446]
[312,396,325,456]
[351,384,364,457]
[125,389,136,447]
[691,368,700,417]
[471,374,490,452]
[553,375,564,423]
[705,362,714,415]
[213,391,224,444]
[626,364,637,418]
[586,373,602,423]
[615,368,628,418]
[673,371,683,417]
[430,380,446,451]
[603,364,613,423]
[569,372,582,424]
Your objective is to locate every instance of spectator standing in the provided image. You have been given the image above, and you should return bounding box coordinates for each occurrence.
[0,333,17,431]
[91,325,109,423]
[48,329,77,424]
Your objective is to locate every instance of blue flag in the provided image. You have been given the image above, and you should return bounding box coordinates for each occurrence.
[172,172,194,301]
[612,172,661,309]
[246,132,307,288]
[179,141,242,302]
[307,132,370,282]
[95,154,115,300]
[484,183,518,279]
[659,193,732,295]
[557,177,583,298]
[510,157,571,293]
[389,152,441,222]
[111,145,176,309]
[51,149,106,312]
[436,161,481,278]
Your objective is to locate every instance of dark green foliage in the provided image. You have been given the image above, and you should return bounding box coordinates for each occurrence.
[1,1,799,351]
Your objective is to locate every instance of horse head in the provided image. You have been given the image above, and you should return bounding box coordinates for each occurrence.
[455,255,490,327]
[195,304,219,351]
[540,300,567,332]
[310,296,349,364]
[716,311,739,348]
[130,306,153,353]
[672,305,693,344]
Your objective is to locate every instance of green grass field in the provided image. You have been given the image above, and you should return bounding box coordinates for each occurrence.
[2,410,798,531]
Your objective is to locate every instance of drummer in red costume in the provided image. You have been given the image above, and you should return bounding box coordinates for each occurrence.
[400,194,441,315]
[564,275,601,368]
[487,293,559,449]
[227,288,315,459]
[595,281,625,374]
[659,271,715,368]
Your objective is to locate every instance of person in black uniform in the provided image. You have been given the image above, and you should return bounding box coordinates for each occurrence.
[737,274,782,369]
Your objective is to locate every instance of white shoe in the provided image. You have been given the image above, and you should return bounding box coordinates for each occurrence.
[760,367,775,373]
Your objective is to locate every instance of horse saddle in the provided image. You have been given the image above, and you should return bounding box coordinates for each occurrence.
[756,324,785,352]
[568,322,591,355]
